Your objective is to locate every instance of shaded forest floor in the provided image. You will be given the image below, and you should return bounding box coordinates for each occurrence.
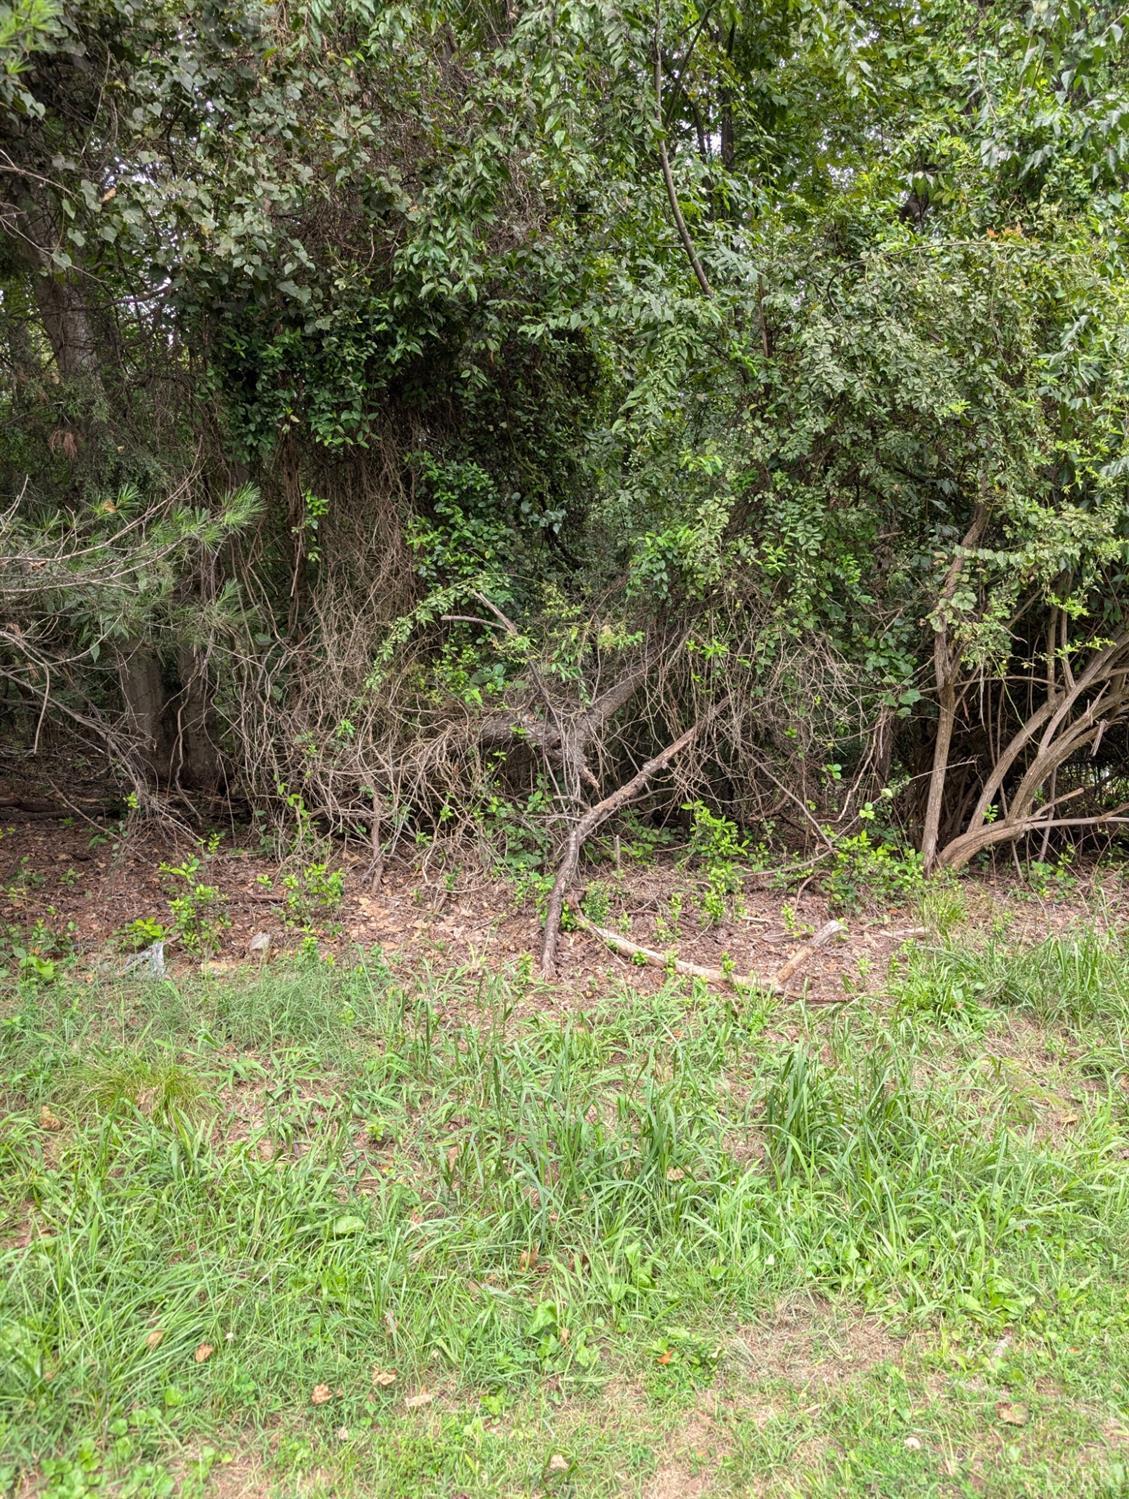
[1,811,1128,1495]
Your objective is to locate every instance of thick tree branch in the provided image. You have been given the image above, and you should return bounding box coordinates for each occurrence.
[921,504,988,872]
[540,708,724,978]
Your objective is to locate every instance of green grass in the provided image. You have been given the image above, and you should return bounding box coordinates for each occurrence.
[1,927,1127,1495]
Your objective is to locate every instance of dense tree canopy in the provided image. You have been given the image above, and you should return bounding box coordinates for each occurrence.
[1,0,1127,878]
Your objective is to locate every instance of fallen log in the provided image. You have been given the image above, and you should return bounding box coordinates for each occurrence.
[568,907,846,996]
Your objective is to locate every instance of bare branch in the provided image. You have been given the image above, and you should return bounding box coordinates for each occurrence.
[568,907,846,995]
[541,702,729,978]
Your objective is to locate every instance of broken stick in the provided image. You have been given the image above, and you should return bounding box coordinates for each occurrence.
[773,919,848,986]
[568,908,845,995]
[539,716,712,978]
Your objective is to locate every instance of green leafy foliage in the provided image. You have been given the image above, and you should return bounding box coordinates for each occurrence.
[0,0,1127,870]
[158,853,230,956]
[683,801,750,924]
[825,829,926,913]
[257,862,345,936]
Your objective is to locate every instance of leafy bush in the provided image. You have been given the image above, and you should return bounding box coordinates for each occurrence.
[4,920,76,990]
[120,916,166,951]
[580,881,612,925]
[158,856,230,956]
[825,830,925,912]
[683,802,749,925]
[257,863,345,936]
[2,0,1128,880]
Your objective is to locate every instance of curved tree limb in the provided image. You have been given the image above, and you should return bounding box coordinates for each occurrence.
[476,656,653,796]
[936,631,1129,870]
[938,801,1129,871]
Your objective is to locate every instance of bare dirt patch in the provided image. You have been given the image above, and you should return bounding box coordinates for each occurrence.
[180,1454,273,1499]
[730,1294,904,1391]
[642,1400,730,1499]
[642,1462,714,1499]
[0,812,900,1010]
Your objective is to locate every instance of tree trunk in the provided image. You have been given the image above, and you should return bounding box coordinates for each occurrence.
[170,646,222,792]
[9,195,103,385]
[30,268,101,381]
[921,506,988,872]
[119,643,170,782]
[921,667,958,874]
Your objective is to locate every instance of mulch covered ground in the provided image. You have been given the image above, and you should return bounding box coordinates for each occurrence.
[2,769,1124,1008]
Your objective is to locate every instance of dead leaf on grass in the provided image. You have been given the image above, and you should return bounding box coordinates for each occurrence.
[145,1329,164,1350]
[372,1367,398,1387]
[194,1343,214,1363]
[995,1400,1028,1426]
[311,1384,333,1405]
[404,1390,435,1410]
